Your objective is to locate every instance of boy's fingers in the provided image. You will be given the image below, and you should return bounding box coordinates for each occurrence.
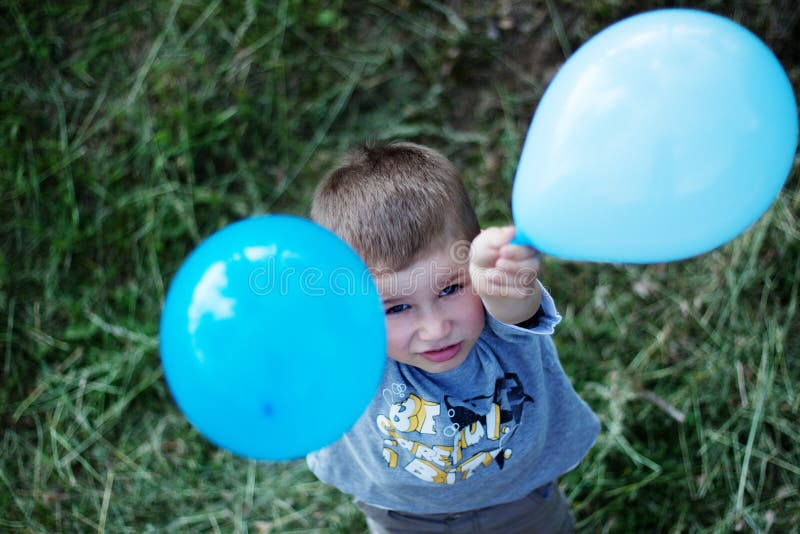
[477,273,539,299]
[499,245,542,275]
[469,244,497,269]
[470,226,515,268]
[496,257,538,274]
[499,245,537,261]
[489,225,516,245]
[496,260,538,285]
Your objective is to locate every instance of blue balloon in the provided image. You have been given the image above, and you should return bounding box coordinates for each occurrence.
[512,9,798,262]
[160,215,385,460]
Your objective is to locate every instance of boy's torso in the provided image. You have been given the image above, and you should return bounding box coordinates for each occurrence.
[307,293,599,515]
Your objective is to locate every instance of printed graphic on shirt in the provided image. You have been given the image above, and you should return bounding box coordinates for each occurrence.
[376,374,533,484]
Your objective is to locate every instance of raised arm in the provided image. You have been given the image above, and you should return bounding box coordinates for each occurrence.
[469,226,542,325]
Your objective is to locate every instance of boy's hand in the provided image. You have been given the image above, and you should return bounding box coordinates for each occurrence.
[470,226,542,325]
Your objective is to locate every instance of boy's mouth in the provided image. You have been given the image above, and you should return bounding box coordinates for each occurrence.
[421,342,462,363]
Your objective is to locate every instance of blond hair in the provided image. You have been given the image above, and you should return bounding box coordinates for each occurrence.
[311,142,480,270]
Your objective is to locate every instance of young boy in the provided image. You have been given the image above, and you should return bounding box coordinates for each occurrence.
[307,142,599,533]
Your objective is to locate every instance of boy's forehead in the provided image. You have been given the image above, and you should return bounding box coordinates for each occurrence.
[372,250,469,295]
[376,239,469,272]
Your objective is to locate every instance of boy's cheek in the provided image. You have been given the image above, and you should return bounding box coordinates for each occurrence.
[450,291,486,343]
[383,321,409,362]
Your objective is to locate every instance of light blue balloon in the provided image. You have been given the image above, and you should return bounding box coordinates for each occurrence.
[160,215,385,460]
[512,9,798,262]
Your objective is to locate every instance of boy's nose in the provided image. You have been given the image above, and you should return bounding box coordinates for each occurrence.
[417,313,452,342]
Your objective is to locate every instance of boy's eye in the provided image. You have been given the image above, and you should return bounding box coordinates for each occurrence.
[438,284,462,297]
[386,304,410,315]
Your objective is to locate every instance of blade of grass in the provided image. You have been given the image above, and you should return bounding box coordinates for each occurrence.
[126,0,182,107]
[735,333,774,518]
[545,0,573,58]
[97,470,114,534]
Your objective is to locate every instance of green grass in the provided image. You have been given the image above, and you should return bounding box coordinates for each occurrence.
[2,1,798,532]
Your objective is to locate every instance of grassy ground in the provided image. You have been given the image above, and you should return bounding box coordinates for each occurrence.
[2,0,799,532]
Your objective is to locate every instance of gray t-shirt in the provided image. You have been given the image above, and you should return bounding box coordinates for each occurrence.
[306,286,599,514]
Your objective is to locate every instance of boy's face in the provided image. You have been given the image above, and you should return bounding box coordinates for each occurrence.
[373,245,485,373]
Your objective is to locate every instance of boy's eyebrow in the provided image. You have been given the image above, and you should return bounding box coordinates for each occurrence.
[435,268,468,287]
